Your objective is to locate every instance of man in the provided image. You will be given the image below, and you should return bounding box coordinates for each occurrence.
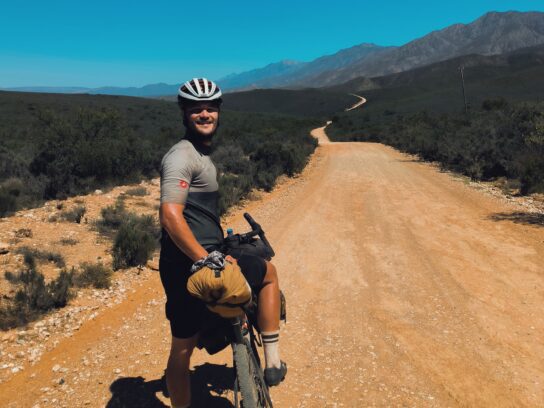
[159,78,287,408]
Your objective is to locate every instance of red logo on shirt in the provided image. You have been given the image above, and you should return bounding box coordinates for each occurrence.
[179,180,189,189]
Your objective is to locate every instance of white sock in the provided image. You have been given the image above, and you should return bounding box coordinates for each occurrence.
[262,330,281,369]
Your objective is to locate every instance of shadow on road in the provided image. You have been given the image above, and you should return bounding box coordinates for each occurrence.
[489,211,544,227]
[105,363,235,408]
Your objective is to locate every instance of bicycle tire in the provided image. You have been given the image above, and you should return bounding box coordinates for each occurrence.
[233,342,273,408]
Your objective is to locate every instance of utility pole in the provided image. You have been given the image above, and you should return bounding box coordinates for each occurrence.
[459,65,468,115]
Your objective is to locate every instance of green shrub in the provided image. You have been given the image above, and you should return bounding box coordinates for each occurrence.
[217,173,252,216]
[15,247,66,268]
[125,187,148,196]
[0,266,74,329]
[96,199,127,234]
[520,159,544,195]
[112,214,159,270]
[0,188,17,216]
[59,237,78,246]
[61,205,86,223]
[4,271,19,283]
[74,262,112,289]
[481,97,509,111]
[2,178,24,197]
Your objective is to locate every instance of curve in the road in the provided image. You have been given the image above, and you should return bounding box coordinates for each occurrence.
[345,93,367,111]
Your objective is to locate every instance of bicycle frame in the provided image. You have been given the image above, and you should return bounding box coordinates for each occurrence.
[196,212,277,407]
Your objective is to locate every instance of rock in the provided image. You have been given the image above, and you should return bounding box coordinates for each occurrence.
[146,258,159,271]
[94,189,103,195]
[52,364,61,372]
[0,242,9,255]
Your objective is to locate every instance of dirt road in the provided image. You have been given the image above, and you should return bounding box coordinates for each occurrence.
[1,128,543,407]
[345,94,367,111]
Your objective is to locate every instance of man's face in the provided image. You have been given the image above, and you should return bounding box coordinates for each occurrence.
[184,102,220,139]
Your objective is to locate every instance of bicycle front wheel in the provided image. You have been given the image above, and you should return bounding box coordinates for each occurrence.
[233,342,272,408]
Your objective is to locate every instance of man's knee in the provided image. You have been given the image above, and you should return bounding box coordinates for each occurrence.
[169,335,197,365]
[264,261,278,285]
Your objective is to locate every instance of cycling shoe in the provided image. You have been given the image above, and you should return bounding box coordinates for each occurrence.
[264,361,287,387]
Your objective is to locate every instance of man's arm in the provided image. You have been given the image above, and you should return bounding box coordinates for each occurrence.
[160,202,208,262]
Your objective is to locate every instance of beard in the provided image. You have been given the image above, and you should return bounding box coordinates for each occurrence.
[185,119,219,151]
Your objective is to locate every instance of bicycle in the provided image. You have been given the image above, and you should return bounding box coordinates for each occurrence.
[195,213,284,408]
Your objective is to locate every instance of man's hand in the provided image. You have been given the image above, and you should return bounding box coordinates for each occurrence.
[225,255,237,265]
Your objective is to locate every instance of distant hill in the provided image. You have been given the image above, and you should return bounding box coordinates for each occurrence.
[326,43,544,116]
[2,86,91,94]
[217,60,305,90]
[219,11,544,89]
[1,83,180,97]
[88,83,179,97]
[221,89,358,117]
[218,43,389,91]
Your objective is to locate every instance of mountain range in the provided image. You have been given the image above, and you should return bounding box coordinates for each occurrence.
[222,11,544,90]
[2,11,543,96]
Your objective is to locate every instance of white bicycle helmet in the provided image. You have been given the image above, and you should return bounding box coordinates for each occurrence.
[178,78,222,102]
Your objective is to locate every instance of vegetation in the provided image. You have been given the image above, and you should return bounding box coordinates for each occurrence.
[112,214,159,270]
[15,247,66,268]
[74,262,112,289]
[60,205,87,223]
[95,198,127,235]
[0,256,74,329]
[0,91,319,217]
[59,237,79,246]
[125,186,148,196]
[212,116,318,214]
[94,200,159,270]
[328,99,544,194]
[221,89,358,118]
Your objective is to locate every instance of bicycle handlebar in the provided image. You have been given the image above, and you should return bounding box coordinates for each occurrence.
[240,212,276,258]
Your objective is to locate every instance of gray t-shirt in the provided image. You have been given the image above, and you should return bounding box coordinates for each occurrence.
[160,139,223,259]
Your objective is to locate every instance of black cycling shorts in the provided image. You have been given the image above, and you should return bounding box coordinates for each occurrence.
[159,253,267,339]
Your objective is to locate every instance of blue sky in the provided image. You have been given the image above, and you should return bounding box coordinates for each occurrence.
[1,0,542,87]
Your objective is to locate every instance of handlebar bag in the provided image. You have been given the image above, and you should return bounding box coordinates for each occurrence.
[187,261,251,318]
[222,237,273,260]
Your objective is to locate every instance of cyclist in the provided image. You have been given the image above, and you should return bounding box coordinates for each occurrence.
[159,78,287,408]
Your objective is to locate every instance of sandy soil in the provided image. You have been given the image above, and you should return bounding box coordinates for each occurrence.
[1,126,543,407]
